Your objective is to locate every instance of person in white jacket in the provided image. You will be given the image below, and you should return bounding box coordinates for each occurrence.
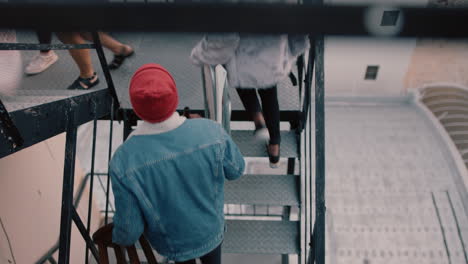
[191,33,308,168]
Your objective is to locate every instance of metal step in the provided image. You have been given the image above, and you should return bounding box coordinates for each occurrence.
[2,95,68,112]
[231,130,298,158]
[225,174,299,206]
[223,220,299,254]
[12,33,298,112]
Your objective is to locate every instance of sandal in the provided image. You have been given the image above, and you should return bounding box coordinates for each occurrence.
[266,143,280,168]
[67,72,99,90]
[108,47,135,70]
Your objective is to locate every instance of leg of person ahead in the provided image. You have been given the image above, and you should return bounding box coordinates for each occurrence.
[25,31,58,75]
[236,88,269,141]
[37,31,53,54]
[80,32,134,69]
[258,86,281,167]
[199,243,222,264]
[57,32,99,90]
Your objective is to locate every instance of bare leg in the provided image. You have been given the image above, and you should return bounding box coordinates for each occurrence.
[80,32,133,55]
[57,32,96,79]
[253,112,266,128]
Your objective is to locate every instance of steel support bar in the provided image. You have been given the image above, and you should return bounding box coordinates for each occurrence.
[0,99,23,151]
[297,55,304,102]
[123,118,133,141]
[301,36,316,132]
[110,108,299,123]
[105,99,115,225]
[313,36,325,264]
[0,43,94,50]
[0,89,112,159]
[85,114,98,264]
[58,109,78,264]
[2,3,468,38]
[71,208,100,262]
[92,32,120,109]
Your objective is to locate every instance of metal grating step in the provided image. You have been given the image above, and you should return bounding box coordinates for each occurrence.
[225,174,299,206]
[223,220,299,254]
[11,33,300,114]
[231,130,298,158]
[2,95,69,112]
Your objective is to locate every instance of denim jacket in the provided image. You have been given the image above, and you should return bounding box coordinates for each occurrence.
[109,113,245,261]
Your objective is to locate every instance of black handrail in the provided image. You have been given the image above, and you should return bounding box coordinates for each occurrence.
[312,35,326,264]
[1,33,118,264]
[85,108,99,264]
[300,35,315,132]
[0,43,95,50]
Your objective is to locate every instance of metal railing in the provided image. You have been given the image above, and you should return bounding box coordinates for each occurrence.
[201,64,231,134]
[0,29,118,263]
[3,2,468,264]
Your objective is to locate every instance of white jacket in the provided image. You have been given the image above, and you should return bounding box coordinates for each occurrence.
[191,33,309,89]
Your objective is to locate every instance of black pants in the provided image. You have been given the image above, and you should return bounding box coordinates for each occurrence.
[9,0,52,53]
[37,31,53,53]
[236,86,281,145]
[175,243,222,264]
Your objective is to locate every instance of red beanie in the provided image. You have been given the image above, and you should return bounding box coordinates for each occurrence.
[129,64,178,123]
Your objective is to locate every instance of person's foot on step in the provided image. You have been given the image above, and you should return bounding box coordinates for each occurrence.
[25,51,58,75]
[267,143,280,168]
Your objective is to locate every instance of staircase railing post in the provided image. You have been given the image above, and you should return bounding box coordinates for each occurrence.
[85,101,99,264]
[0,98,23,150]
[105,99,115,225]
[314,35,325,264]
[201,64,231,133]
[301,36,316,132]
[58,108,78,264]
[91,32,120,109]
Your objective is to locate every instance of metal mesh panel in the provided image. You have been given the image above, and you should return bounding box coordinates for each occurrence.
[225,174,299,206]
[224,220,300,254]
[231,130,298,157]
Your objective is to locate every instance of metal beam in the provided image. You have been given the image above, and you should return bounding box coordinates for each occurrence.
[313,35,325,264]
[111,109,300,123]
[0,89,112,159]
[1,3,468,37]
[104,99,115,225]
[0,99,23,151]
[85,115,98,264]
[0,43,94,50]
[92,32,120,109]
[301,36,315,132]
[58,109,78,264]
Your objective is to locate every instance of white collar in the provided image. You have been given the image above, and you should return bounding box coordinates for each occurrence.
[129,112,186,138]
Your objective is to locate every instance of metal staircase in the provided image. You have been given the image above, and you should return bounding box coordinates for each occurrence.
[223,130,300,257]
[5,2,464,264]
[193,57,307,261]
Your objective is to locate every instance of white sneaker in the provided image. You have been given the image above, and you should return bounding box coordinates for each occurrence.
[254,127,270,142]
[25,51,58,75]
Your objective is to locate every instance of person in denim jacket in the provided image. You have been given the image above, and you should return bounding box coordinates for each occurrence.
[109,64,245,264]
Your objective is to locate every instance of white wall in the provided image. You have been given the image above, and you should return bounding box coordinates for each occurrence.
[0,133,101,264]
[324,37,417,96]
[322,0,428,97]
